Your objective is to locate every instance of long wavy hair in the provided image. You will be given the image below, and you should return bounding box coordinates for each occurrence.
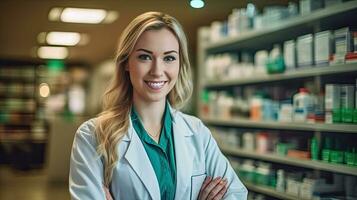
[95,11,193,187]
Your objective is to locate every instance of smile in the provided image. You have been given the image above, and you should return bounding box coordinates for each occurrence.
[145,81,167,90]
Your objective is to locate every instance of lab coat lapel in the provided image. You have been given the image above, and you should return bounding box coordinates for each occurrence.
[172,113,193,200]
[124,124,160,200]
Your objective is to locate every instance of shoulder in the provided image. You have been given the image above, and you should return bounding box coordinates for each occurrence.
[74,118,97,144]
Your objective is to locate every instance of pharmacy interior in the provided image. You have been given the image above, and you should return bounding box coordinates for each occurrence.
[1,0,357,200]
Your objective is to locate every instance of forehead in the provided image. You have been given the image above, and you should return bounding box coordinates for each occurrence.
[133,28,179,53]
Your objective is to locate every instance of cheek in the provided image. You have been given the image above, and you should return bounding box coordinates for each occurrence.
[170,63,180,80]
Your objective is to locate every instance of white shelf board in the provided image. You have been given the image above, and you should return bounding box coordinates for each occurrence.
[222,146,357,176]
[203,117,357,133]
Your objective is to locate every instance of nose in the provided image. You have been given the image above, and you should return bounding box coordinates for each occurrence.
[149,58,164,77]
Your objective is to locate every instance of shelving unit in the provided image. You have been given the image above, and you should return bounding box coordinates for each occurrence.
[243,181,305,200]
[221,146,357,176]
[0,60,48,168]
[197,1,357,199]
[205,63,357,87]
[203,117,357,133]
[204,0,357,53]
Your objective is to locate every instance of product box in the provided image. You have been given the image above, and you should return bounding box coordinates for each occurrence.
[332,27,354,64]
[297,34,314,67]
[299,0,323,15]
[346,32,357,63]
[325,84,341,111]
[341,85,355,109]
[286,179,301,196]
[315,30,333,66]
[284,40,296,70]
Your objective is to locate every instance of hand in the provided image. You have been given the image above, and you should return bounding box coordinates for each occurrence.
[103,186,113,200]
[198,176,228,200]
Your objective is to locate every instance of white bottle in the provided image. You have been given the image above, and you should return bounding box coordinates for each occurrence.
[293,88,315,122]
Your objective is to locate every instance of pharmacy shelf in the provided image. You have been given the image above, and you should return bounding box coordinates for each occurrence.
[203,117,357,133]
[204,0,357,53]
[243,181,303,200]
[205,63,357,87]
[221,146,357,176]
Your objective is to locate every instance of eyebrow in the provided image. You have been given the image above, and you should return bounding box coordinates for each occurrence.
[136,48,178,55]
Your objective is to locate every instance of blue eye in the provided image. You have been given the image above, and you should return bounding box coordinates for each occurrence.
[164,55,176,62]
[138,54,151,61]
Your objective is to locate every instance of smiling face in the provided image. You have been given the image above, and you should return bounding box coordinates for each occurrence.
[127,28,180,104]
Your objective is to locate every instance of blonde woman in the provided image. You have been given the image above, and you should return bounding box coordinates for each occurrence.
[69,12,247,200]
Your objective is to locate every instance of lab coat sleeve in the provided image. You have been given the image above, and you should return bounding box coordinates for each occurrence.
[201,122,248,200]
[69,120,106,200]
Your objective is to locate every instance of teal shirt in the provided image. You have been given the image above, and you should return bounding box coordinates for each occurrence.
[131,103,176,200]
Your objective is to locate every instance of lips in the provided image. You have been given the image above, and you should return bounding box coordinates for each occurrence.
[145,81,167,90]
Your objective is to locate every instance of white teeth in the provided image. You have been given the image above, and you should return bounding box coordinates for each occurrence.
[146,81,165,89]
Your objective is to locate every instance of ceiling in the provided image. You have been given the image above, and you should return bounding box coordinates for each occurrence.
[0,0,291,67]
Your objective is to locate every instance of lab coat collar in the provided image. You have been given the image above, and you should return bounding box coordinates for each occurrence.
[122,103,194,199]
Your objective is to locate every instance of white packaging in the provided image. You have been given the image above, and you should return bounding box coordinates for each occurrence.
[315,30,333,66]
[299,0,323,15]
[210,21,223,42]
[254,50,269,73]
[286,179,300,196]
[333,27,354,64]
[297,34,314,67]
[276,169,285,192]
[341,84,355,109]
[293,88,315,122]
[300,180,314,199]
[253,15,263,30]
[228,9,239,37]
[325,84,341,111]
[279,104,293,122]
[325,111,333,124]
[284,40,296,70]
[242,132,255,151]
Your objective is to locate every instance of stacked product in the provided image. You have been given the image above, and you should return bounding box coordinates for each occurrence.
[325,82,357,124]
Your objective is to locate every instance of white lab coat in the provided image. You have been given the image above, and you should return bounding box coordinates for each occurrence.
[69,107,248,200]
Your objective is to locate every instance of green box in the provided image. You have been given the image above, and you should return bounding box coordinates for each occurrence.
[342,108,353,123]
[322,149,330,162]
[345,152,355,166]
[330,150,344,164]
[333,109,342,123]
[353,109,357,123]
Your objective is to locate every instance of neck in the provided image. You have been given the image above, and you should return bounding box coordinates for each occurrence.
[133,97,166,127]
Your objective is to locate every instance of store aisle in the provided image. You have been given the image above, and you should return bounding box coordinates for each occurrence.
[0,167,70,200]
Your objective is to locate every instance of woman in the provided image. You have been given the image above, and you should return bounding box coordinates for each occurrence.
[69,12,247,200]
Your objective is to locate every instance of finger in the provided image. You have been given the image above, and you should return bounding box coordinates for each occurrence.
[198,176,212,200]
[212,183,228,200]
[200,176,212,192]
[207,179,228,200]
[199,177,222,200]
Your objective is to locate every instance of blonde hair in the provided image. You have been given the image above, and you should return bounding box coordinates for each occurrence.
[95,12,193,187]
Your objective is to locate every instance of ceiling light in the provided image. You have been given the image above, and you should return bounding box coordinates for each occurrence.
[190,0,205,9]
[48,7,119,24]
[37,32,89,46]
[37,46,68,59]
[46,31,81,46]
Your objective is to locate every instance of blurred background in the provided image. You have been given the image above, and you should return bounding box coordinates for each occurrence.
[0,0,357,199]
